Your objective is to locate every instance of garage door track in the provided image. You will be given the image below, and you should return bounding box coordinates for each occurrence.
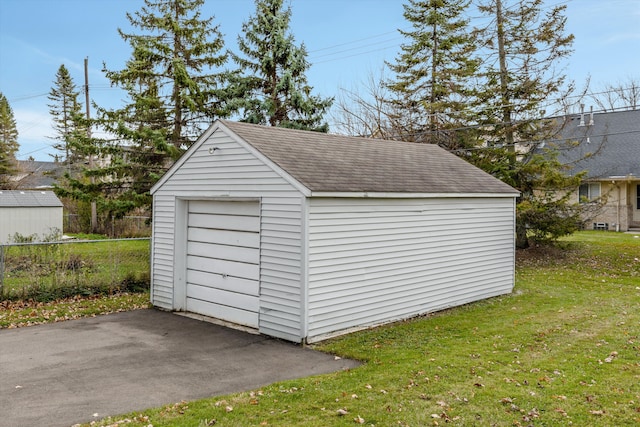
[0,309,359,427]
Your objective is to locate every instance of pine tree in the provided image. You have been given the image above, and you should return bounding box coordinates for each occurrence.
[475,0,573,150]
[0,92,19,185]
[104,0,229,151]
[59,0,230,221]
[229,0,332,131]
[48,64,84,169]
[472,0,577,248]
[386,0,479,146]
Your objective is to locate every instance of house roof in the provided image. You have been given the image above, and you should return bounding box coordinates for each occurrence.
[0,190,63,208]
[216,120,518,195]
[550,109,640,180]
[11,160,65,189]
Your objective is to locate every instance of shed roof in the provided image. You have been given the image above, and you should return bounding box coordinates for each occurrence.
[218,120,518,195]
[0,190,63,208]
[550,109,640,179]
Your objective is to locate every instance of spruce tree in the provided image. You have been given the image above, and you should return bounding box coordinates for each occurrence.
[0,92,19,185]
[48,64,84,169]
[230,0,332,131]
[386,0,479,146]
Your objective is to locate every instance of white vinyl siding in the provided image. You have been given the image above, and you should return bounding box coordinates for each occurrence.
[151,129,305,341]
[151,195,176,309]
[305,197,516,342]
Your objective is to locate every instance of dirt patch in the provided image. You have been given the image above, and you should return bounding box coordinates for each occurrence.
[516,243,580,268]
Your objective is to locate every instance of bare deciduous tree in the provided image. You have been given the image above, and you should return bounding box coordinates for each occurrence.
[330,68,398,139]
[589,76,640,111]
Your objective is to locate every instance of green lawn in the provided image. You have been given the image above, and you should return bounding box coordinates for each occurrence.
[41,232,640,425]
[1,238,150,301]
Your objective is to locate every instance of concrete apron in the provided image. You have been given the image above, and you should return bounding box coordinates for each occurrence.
[0,309,359,427]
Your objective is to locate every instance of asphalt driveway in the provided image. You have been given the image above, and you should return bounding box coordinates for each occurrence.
[0,309,359,427]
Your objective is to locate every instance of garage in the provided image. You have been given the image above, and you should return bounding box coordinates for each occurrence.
[185,200,260,328]
[150,120,519,343]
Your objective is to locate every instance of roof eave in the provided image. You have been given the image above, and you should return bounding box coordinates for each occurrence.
[308,191,520,198]
[585,174,639,181]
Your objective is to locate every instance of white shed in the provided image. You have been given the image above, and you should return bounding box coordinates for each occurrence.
[0,190,64,244]
[150,120,519,343]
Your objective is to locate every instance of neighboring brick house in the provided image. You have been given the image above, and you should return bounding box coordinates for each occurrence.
[550,109,640,232]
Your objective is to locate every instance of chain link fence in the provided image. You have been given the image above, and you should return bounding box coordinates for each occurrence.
[64,215,151,238]
[0,238,150,301]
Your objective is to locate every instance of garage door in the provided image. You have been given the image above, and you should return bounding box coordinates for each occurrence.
[186,200,260,328]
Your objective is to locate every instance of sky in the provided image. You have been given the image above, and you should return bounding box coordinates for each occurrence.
[1,0,639,161]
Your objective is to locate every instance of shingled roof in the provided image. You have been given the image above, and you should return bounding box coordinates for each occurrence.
[219,120,518,195]
[0,190,63,208]
[550,109,640,179]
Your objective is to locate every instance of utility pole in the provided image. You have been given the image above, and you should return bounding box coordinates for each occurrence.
[85,57,98,233]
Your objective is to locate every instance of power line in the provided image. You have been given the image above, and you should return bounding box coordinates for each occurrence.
[310,36,403,61]
[308,30,401,54]
[312,43,403,65]
[8,93,49,102]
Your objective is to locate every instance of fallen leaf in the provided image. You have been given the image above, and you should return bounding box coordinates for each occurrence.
[337,408,349,416]
[354,415,365,424]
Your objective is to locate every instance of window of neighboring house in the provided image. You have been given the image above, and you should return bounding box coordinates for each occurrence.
[579,182,601,203]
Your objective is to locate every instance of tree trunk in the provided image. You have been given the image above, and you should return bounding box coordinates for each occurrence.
[495,0,515,153]
[515,220,529,249]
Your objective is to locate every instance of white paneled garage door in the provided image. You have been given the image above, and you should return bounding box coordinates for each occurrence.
[186,200,260,328]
